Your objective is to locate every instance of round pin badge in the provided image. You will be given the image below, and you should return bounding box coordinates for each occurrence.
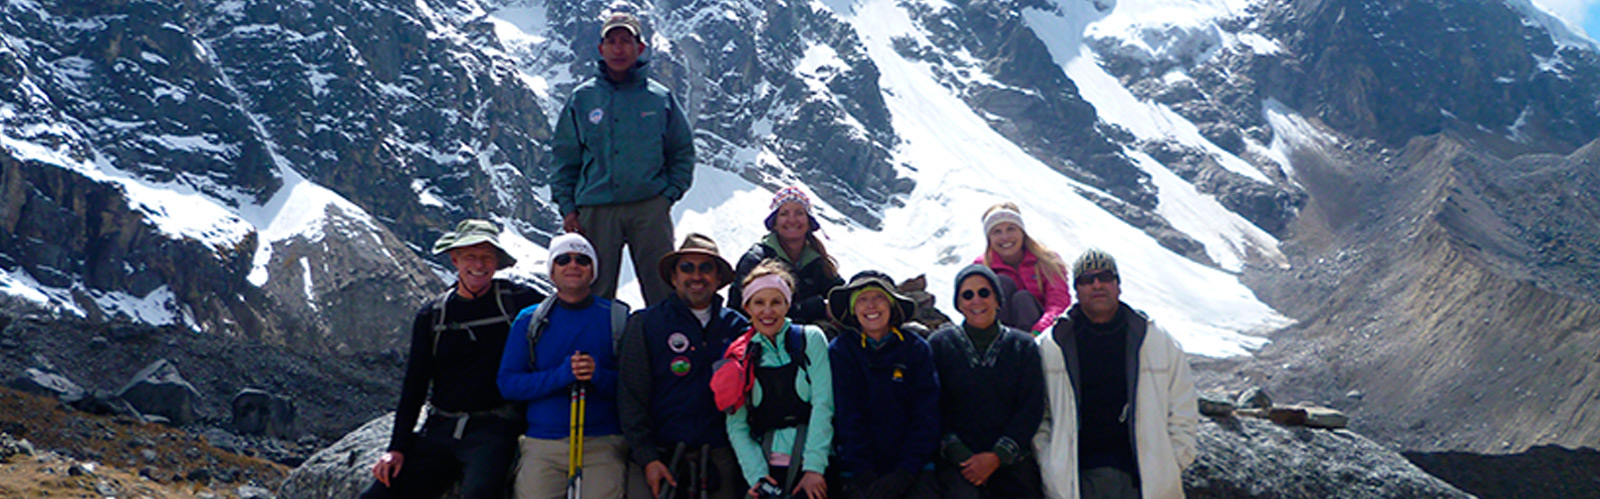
[667,332,691,353]
[588,108,604,124]
[670,356,692,376]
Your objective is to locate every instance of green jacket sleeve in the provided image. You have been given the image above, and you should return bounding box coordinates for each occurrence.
[550,97,583,216]
[660,91,695,202]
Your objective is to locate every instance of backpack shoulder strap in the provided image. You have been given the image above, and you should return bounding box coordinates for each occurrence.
[429,287,457,357]
[786,324,811,383]
[523,294,561,369]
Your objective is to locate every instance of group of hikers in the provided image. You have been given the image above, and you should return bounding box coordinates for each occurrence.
[360,11,1198,499]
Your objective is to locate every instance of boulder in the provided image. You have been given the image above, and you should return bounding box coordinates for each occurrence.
[116,359,202,425]
[8,367,85,401]
[281,413,461,499]
[232,389,297,438]
[68,389,143,419]
[1237,386,1272,410]
[1184,417,1471,498]
[1197,392,1235,417]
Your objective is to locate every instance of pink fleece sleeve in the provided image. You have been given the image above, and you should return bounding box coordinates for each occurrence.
[1032,268,1072,332]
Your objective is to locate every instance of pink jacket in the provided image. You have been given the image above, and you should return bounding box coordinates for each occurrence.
[976,249,1073,332]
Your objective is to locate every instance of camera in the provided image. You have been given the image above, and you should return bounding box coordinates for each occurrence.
[754,480,785,499]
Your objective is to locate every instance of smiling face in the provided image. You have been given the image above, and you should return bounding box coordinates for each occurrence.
[771,202,811,246]
[551,252,594,296]
[449,243,498,292]
[598,28,644,80]
[853,288,893,338]
[957,274,998,330]
[744,288,791,337]
[987,222,1025,263]
[672,254,720,308]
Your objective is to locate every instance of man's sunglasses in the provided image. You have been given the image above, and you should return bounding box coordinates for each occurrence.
[1074,271,1118,286]
[677,261,718,275]
[959,288,993,301]
[554,253,593,267]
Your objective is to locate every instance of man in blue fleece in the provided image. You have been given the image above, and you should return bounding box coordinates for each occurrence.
[500,233,626,498]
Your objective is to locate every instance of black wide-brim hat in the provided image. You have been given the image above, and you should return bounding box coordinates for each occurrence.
[827,270,917,329]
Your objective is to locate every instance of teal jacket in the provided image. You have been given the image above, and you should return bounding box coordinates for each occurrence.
[551,61,695,215]
[726,320,834,485]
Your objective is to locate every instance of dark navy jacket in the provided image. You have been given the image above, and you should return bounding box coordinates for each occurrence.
[829,326,941,476]
[618,293,750,466]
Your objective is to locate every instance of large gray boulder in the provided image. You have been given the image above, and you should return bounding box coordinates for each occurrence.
[116,359,203,425]
[279,413,463,499]
[8,367,85,401]
[1184,416,1471,498]
[233,388,297,439]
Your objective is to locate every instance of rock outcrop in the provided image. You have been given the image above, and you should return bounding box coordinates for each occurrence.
[1184,417,1470,498]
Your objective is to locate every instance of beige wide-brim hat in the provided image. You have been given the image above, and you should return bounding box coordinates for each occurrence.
[431,219,517,270]
[657,233,735,288]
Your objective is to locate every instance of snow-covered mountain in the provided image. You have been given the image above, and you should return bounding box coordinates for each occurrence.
[4,0,1599,456]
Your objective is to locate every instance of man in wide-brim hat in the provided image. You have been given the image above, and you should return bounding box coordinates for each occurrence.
[363,219,543,499]
[620,233,751,499]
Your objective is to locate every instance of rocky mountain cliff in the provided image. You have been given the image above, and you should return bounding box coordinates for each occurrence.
[3,0,1599,482]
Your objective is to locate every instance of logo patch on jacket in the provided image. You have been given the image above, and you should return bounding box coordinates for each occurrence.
[588,108,604,124]
[668,332,691,353]
[670,356,692,376]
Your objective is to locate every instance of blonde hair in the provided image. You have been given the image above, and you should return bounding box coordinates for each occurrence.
[981,202,1068,286]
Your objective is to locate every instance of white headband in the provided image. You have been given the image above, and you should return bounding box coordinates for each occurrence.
[982,208,1025,234]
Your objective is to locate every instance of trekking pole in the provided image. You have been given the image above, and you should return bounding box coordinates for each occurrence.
[657,442,687,499]
[568,382,587,499]
[566,383,585,495]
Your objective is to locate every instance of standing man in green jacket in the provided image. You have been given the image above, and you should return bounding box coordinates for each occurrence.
[551,11,695,308]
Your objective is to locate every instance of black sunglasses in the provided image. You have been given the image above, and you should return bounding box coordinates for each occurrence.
[1074,271,1117,286]
[959,288,993,301]
[677,261,717,275]
[554,253,593,267]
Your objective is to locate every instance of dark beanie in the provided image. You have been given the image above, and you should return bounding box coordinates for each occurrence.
[952,264,1005,310]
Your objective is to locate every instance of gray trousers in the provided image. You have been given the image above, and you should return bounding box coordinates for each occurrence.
[995,274,1043,332]
[578,196,675,307]
[1079,467,1139,499]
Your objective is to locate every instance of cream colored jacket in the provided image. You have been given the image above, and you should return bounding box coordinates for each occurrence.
[1032,313,1199,499]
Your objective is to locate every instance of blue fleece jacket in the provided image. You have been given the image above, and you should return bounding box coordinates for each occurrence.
[829,327,941,477]
[498,296,621,439]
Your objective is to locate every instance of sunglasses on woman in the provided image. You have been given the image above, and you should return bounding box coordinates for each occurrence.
[554,253,593,267]
[959,288,993,301]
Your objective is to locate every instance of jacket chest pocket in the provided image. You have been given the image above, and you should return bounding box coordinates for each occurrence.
[618,99,667,142]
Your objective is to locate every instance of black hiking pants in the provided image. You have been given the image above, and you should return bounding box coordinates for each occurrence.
[360,414,522,499]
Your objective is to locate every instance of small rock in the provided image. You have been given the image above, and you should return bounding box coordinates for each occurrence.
[140,449,158,462]
[186,467,213,482]
[0,337,18,349]
[238,484,274,498]
[1237,386,1272,409]
[1267,406,1308,426]
[1346,390,1365,400]
[1198,392,1235,417]
[1304,406,1349,429]
[90,336,110,348]
[96,480,118,496]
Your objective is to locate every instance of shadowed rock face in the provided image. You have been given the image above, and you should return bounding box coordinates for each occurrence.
[1185,416,1470,498]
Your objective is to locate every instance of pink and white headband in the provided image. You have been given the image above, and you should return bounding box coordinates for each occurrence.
[742,274,793,308]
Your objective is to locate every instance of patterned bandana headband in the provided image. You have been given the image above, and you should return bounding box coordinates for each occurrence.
[742,274,793,308]
[982,208,1025,234]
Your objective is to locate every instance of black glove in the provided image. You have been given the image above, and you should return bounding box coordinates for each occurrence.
[865,469,915,499]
